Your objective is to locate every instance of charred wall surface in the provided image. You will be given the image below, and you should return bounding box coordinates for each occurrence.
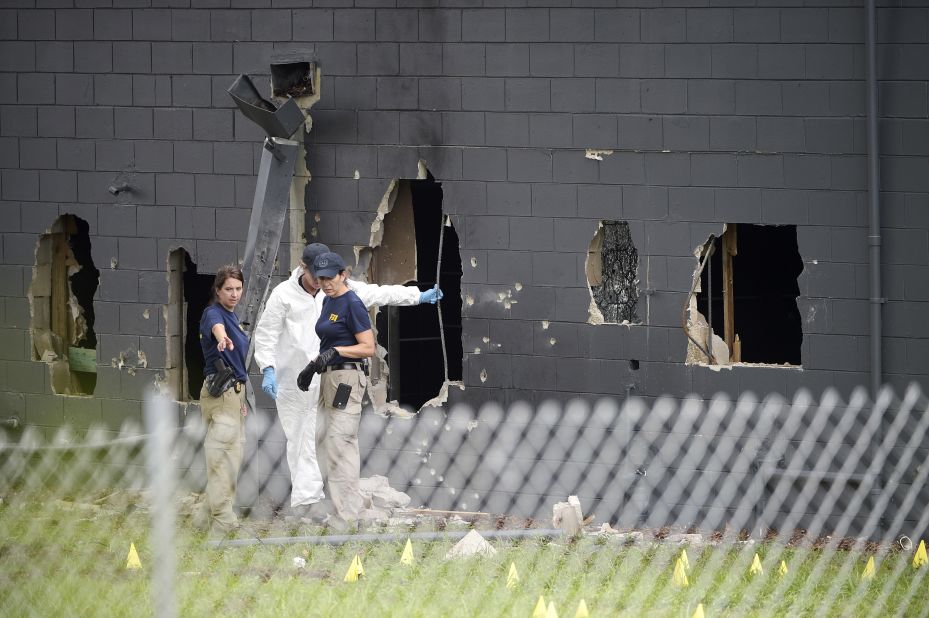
[0,3,928,516]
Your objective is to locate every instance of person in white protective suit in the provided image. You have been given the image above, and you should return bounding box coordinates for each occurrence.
[253,243,443,513]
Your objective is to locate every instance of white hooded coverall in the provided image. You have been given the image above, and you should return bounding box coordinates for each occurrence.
[253,266,420,507]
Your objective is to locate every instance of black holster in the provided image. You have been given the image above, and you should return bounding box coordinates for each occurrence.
[206,359,236,397]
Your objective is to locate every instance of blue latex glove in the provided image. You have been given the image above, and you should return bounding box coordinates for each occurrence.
[419,285,444,304]
[261,366,277,400]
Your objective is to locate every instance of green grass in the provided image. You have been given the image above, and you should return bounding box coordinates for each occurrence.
[1,495,928,617]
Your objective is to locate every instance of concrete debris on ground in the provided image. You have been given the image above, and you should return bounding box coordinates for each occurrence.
[552,495,584,536]
[359,475,411,510]
[445,529,497,559]
[589,523,644,543]
[667,533,704,546]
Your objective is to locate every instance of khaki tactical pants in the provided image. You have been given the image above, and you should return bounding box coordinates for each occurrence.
[200,383,246,532]
[316,369,367,521]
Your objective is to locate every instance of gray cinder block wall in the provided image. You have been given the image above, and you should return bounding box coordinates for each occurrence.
[1,2,928,526]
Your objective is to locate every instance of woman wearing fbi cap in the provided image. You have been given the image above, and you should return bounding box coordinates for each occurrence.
[297,251,375,525]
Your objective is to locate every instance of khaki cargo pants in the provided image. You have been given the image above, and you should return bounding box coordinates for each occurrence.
[200,383,246,532]
[316,369,367,521]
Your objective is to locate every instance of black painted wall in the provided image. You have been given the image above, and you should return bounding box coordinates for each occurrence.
[0,4,928,518]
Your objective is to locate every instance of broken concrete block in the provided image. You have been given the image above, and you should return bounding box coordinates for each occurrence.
[445,529,497,559]
[589,523,644,543]
[552,495,584,537]
[359,475,411,509]
[666,533,704,546]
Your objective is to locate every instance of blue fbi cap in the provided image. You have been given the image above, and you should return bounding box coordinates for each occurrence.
[312,251,346,278]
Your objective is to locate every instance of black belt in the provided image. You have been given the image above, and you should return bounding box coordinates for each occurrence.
[323,363,362,372]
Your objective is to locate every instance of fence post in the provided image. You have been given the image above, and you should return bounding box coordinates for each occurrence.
[144,389,177,618]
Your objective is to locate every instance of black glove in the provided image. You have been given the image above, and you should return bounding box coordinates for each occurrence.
[296,348,337,391]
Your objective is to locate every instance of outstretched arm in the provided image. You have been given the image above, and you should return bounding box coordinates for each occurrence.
[347,279,422,309]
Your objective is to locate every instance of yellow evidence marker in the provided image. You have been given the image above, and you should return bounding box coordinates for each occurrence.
[545,600,559,618]
[913,540,928,569]
[862,556,876,580]
[400,539,414,566]
[343,554,365,582]
[692,603,705,618]
[506,562,519,589]
[680,549,690,571]
[126,543,142,570]
[673,557,690,588]
[532,595,547,618]
[574,599,590,618]
[749,553,763,575]
[778,560,788,576]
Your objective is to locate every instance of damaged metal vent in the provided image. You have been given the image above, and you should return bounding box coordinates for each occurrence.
[227,74,306,139]
[587,221,639,324]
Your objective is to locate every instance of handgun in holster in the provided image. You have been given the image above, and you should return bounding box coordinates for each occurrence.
[206,359,236,398]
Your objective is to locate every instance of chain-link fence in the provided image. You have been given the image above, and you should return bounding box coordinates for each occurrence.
[2,385,929,616]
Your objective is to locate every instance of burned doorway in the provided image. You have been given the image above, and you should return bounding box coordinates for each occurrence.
[365,174,463,411]
[693,224,803,365]
[29,214,100,395]
[165,249,215,401]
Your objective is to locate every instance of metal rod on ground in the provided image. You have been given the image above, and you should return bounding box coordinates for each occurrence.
[208,527,564,548]
[144,390,177,618]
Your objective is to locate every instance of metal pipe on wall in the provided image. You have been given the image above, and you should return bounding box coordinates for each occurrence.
[866,0,883,399]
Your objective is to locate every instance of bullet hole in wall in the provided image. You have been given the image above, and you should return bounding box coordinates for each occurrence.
[587,220,640,325]
[30,214,99,396]
[694,224,803,366]
[368,174,463,411]
[166,248,215,401]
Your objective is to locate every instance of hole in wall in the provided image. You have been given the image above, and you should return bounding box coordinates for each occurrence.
[360,172,463,412]
[165,248,214,401]
[586,220,640,325]
[690,224,803,366]
[29,214,99,396]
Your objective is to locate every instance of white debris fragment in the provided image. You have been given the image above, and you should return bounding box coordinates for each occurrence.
[353,170,360,180]
[552,495,584,537]
[541,321,550,329]
[585,149,614,161]
[470,257,477,268]
[479,369,487,383]
[482,337,490,344]
[549,338,556,346]
[514,282,522,291]
[359,475,411,509]
[445,530,497,559]
[293,556,306,569]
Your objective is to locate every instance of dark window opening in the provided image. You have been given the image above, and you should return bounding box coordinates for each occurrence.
[372,175,463,410]
[30,214,99,395]
[271,59,316,98]
[696,224,802,365]
[166,249,214,401]
[587,220,639,324]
